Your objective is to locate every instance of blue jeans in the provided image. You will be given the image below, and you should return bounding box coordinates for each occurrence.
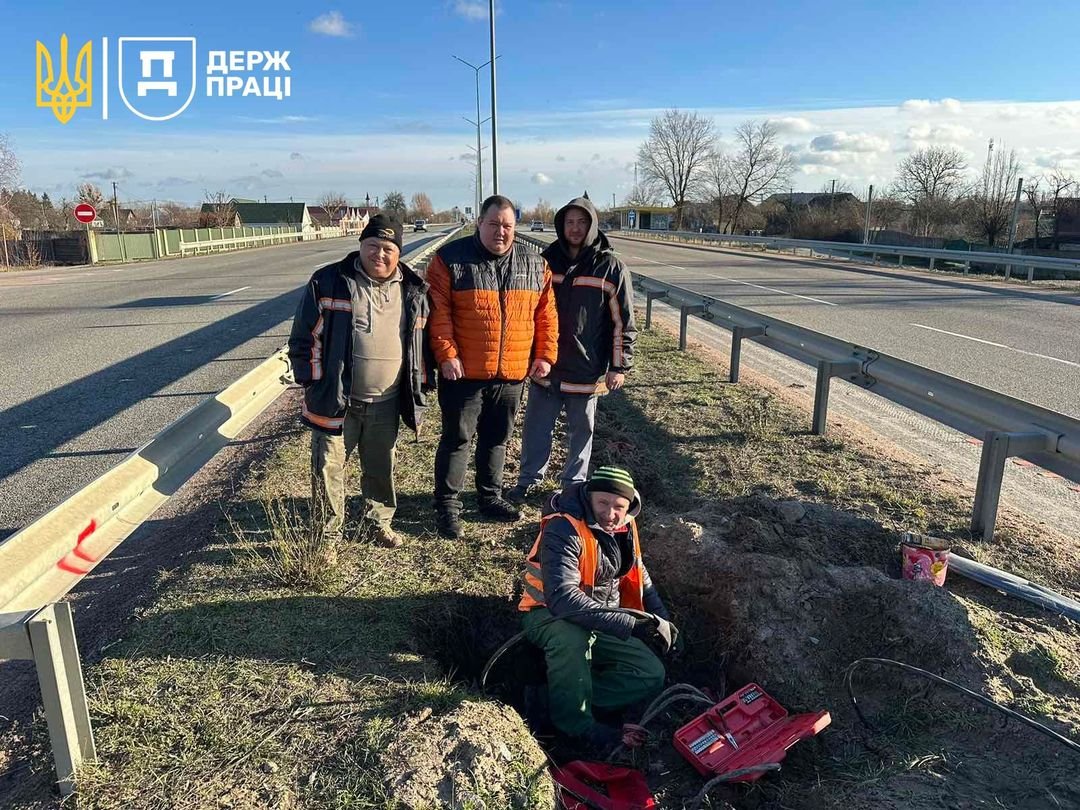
[517,382,597,490]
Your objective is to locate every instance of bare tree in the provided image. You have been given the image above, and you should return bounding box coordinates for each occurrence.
[623,184,662,207]
[868,192,906,241]
[636,109,716,230]
[75,181,105,208]
[200,189,236,227]
[727,120,795,235]
[382,191,406,220]
[0,134,20,265]
[969,143,1021,247]
[410,192,434,220]
[318,191,348,214]
[703,150,735,232]
[1045,167,1077,249]
[1023,178,1044,248]
[892,146,967,236]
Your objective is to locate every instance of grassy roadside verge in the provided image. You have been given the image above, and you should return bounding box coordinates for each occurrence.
[5,317,1078,809]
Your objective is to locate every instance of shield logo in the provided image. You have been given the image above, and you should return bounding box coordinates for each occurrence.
[118,37,196,121]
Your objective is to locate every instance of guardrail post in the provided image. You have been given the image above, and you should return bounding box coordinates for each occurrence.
[678,303,706,351]
[729,325,766,383]
[928,257,936,271]
[1026,265,1034,282]
[971,431,1055,541]
[812,359,862,435]
[897,254,904,268]
[643,288,667,330]
[23,603,96,797]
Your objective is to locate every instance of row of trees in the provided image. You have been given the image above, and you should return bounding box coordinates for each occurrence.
[633,110,1078,248]
[634,110,796,232]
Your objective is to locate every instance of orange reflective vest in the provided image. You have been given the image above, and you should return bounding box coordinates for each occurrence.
[518,512,645,612]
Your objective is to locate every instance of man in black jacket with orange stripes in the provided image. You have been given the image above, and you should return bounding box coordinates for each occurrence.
[508,197,636,503]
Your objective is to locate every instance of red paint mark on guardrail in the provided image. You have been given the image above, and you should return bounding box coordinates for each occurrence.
[1012,459,1036,468]
[56,519,100,575]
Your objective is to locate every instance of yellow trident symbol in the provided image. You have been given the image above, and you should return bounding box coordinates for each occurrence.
[36,34,93,124]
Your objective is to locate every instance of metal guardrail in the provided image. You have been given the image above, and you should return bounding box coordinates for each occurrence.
[628,272,1080,543]
[0,226,464,796]
[619,229,1080,282]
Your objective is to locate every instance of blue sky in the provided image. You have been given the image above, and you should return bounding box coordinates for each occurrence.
[3,1,1079,210]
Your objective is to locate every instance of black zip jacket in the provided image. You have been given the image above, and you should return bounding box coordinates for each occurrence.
[541,197,636,394]
[287,251,436,435]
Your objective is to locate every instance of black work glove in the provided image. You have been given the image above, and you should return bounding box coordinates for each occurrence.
[632,616,680,656]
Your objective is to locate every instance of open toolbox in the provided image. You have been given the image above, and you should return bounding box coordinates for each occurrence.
[673,683,831,779]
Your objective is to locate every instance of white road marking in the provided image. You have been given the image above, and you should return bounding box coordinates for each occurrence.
[629,255,838,306]
[20,425,36,429]
[211,286,251,300]
[909,323,1080,369]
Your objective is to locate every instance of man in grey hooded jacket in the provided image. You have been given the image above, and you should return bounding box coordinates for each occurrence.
[507,197,636,503]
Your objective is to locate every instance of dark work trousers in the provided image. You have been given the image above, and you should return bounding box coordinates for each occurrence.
[434,378,524,514]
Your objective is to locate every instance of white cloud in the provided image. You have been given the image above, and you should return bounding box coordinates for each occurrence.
[769,116,813,133]
[904,123,978,152]
[81,166,134,181]
[290,152,304,160]
[531,172,553,185]
[453,1,488,20]
[309,11,356,38]
[810,131,889,153]
[1046,105,1080,128]
[1032,147,1080,171]
[900,98,963,114]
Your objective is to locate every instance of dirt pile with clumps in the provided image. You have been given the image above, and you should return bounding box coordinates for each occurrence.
[647,506,979,711]
[381,700,555,809]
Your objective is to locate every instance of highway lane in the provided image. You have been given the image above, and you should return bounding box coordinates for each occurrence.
[0,227,451,540]
[524,230,1080,419]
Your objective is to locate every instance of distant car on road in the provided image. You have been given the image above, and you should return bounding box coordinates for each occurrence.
[530,220,544,232]
[413,220,427,232]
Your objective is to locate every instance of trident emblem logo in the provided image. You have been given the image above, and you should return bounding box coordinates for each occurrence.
[36,34,93,124]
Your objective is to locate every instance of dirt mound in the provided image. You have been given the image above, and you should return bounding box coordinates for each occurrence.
[648,511,980,711]
[381,700,556,809]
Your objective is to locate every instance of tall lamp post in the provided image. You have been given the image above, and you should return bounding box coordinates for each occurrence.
[488,0,499,194]
[452,54,495,218]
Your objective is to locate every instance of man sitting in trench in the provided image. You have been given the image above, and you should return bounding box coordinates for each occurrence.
[517,466,680,747]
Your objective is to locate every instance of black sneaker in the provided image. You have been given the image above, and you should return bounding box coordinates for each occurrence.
[435,511,464,539]
[504,484,536,505]
[478,497,522,522]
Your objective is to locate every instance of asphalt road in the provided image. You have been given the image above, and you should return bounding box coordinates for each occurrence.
[525,229,1080,419]
[0,227,452,541]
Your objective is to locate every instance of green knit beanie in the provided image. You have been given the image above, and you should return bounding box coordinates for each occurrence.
[587,466,635,501]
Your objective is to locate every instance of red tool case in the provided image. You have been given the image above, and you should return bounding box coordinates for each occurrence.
[673,683,831,779]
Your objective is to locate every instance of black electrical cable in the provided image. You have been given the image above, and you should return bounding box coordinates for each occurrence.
[480,606,655,691]
[843,657,1080,756]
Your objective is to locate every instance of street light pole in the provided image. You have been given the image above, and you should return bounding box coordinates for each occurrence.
[452,54,496,217]
[488,0,499,194]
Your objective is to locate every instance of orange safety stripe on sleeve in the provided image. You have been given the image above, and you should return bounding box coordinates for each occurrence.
[572,276,616,295]
[608,291,623,368]
[310,313,325,380]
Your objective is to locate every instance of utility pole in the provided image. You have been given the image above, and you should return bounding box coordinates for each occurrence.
[151,198,159,230]
[488,0,499,194]
[112,181,127,262]
[1005,176,1024,279]
[830,178,836,213]
[863,184,874,244]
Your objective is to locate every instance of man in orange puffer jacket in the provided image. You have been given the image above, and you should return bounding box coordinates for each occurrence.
[428,195,559,538]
